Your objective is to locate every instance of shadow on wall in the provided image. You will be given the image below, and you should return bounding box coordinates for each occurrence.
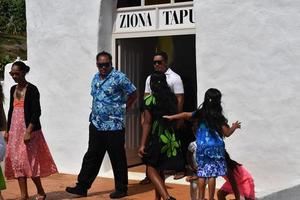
[97,0,117,52]
[259,185,300,200]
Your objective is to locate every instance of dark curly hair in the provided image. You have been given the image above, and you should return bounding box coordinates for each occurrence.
[96,51,112,63]
[154,51,168,62]
[12,61,30,74]
[150,72,178,123]
[225,150,242,171]
[193,88,228,137]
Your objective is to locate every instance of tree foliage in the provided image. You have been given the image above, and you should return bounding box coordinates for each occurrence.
[0,0,26,35]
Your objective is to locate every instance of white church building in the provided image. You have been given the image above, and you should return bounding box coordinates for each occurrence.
[4,0,300,199]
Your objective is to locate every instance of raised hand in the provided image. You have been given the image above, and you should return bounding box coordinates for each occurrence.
[232,121,241,130]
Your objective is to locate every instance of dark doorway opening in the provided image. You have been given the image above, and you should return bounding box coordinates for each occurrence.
[116,34,197,166]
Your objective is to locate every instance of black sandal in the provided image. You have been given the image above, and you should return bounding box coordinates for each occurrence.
[139,176,151,185]
[166,196,176,200]
[35,194,46,200]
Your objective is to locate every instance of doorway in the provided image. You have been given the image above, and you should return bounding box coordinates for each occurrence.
[115,34,197,166]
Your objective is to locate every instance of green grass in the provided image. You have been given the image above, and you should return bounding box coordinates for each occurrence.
[0,32,27,60]
[0,32,27,80]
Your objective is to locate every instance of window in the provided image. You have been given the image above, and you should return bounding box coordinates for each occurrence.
[145,0,170,5]
[175,0,192,2]
[117,0,192,8]
[117,0,140,8]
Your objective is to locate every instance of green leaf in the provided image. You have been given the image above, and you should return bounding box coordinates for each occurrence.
[167,148,172,157]
[143,94,150,100]
[160,134,169,143]
[171,134,176,142]
[165,130,172,139]
[172,148,177,156]
[152,96,156,105]
[173,141,179,148]
[151,121,158,135]
[161,144,169,153]
[145,95,152,106]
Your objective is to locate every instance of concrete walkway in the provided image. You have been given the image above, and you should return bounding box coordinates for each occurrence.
[1,173,235,200]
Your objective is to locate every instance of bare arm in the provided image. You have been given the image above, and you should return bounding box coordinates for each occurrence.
[138,109,152,157]
[163,112,193,121]
[222,121,241,137]
[175,94,184,129]
[26,123,34,133]
[186,151,197,172]
[226,168,240,200]
[140,92,150,125]
[126,91,137,110]
[23,123,35,142]
[175,94,184,113]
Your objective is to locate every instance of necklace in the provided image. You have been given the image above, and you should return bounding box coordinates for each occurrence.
[15,84,28,100]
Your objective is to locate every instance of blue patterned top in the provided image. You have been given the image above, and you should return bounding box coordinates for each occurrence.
[89,68,136,131]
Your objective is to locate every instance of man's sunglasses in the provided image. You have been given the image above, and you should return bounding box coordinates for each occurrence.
[97,62,111,68]
[153,60,163,65]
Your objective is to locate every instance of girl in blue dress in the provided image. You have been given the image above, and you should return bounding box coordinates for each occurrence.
[164,88,241,200]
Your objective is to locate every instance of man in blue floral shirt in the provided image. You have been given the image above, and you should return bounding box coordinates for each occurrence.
[66,51,137,199]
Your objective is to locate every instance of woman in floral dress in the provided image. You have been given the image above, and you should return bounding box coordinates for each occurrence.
[5,61,58,200]
[138,72,184,200]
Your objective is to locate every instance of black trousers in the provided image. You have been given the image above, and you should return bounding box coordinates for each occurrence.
[77,123,128,192]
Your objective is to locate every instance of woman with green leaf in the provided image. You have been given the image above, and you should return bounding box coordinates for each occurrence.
[138,72,184,200]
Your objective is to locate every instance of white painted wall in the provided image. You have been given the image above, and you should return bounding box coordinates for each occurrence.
[26,0,100,174]
[194,0,300,197]
[4,0,300,198]
[3,0,118,176]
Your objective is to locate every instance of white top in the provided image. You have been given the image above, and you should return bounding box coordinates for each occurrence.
[144,68,184,94]
[188,141,197,168]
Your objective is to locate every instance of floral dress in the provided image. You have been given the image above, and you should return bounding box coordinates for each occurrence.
[142,95,184,171]
[195,122,227,177]
[5,99,58,180]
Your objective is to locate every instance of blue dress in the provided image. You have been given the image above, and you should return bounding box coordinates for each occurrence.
[196,122,227,177]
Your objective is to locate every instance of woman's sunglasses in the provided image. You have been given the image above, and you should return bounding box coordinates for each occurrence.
[9,71,21,76]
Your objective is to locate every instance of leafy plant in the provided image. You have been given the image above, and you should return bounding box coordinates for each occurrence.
[0,0,26,35]
[0,55,13,80]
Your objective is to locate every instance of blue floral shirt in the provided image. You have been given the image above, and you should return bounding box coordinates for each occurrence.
[90,68,136,131]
